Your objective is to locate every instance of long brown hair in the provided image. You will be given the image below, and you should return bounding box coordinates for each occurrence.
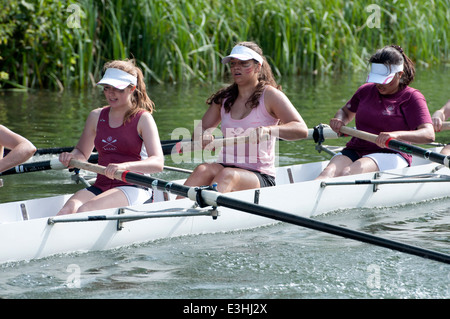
[102,59,155,123]
[206,41,281,112]
[369,45,415,90]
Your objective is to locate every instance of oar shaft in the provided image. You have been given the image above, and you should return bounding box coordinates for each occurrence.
[32,139,183,156]
[0,158,64,176]
[0,154,99,176]
[441,121,450,131]
[212,194,450,264]
[34,146,74,155]
[339,126,450,167]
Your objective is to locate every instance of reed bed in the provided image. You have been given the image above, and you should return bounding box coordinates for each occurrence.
[0,0,448,90]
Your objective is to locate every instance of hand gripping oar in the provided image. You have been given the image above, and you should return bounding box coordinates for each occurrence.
[69,159,450,265]
[172,125,339,154]
[339,126,450,167]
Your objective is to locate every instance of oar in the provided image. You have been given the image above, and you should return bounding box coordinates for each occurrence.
[339,126,450,167]
[0,152,191,176]
[68,158,450,265]
[30,138,186,157]
[173,125,339,154]
[33,146,75,156]
[27,125,340,156]
[439,121,450,131]
[0,154,99,176]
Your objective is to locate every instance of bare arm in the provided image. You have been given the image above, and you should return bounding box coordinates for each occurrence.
[263,86,308,141]
[193,103,222,148]
[375,123,435,148]
[432,99,450,132]
[0,125,36,173]
[329,106,356,134]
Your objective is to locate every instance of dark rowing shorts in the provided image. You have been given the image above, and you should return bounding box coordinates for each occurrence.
[340,149,361,162]
[86,185,103,196]
[219,164,276,188]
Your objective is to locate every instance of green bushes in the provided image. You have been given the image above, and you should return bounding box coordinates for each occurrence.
[0,0,448,90]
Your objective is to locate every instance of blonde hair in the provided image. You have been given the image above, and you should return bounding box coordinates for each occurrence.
[102,59,155,123]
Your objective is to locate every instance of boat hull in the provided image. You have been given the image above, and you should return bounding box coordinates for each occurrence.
[1,152,450,264]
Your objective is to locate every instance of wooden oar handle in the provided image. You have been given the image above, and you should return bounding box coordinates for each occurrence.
[69,159,126,181]
[339,126,377,143]
[441,122,450,131]
[177,135,251,153]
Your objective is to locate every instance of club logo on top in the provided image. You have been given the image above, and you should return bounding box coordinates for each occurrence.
[102,136,117,151]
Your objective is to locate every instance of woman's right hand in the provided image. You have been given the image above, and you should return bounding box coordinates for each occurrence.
[329,118,345,135]
[432,116,443,132]
[59,152,75,168]
[202,132,215,150]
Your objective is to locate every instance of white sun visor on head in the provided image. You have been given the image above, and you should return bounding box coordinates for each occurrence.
[97,68,137,89]
[366,63,404,84]
[221,45,264,65]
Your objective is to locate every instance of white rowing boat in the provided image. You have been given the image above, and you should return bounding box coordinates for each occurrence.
[1,144,449,264]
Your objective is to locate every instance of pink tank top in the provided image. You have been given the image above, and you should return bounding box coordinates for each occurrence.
[219,87,279,176]
[93,106,145,191]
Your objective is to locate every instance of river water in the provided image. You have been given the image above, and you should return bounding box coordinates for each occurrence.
[0,67,448,302]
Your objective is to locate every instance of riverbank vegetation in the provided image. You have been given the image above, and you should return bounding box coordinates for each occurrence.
[0,0,448,90]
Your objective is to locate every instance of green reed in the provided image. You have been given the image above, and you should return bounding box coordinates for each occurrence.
[0,0,448,90]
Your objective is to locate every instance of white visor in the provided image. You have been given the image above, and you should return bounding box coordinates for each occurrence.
[221,45,264,65]
[97,68,137,89]
[366,63,403,84]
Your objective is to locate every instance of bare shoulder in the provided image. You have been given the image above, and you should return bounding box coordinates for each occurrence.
[83,107,105,130]
[87,107,104,119]
[137,111,158,136]
[138,110,156,124]
[264,85,290,102]
[264,85,294,110]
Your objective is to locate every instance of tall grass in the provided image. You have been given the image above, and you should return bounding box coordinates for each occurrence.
[0,0,448,90]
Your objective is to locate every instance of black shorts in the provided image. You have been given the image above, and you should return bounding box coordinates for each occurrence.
[86,185,103,196]
[340,149,361,162]
[219,164,276,188]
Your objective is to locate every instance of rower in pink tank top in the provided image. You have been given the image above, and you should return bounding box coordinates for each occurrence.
[219,87,280,177]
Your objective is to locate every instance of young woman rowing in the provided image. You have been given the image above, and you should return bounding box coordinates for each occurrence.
[316,45,434,179]
[57,59,164,215]
[179,41,308,194]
